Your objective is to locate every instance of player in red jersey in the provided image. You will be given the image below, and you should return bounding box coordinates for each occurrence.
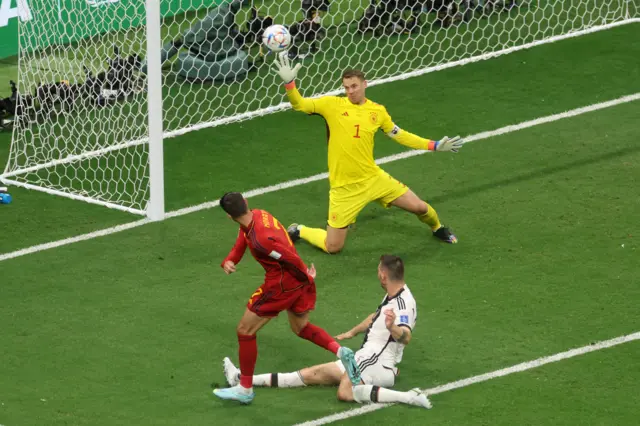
[212,192,361,405]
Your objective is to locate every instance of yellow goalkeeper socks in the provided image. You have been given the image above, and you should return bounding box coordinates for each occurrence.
[299,226,329,253]
[418,203,442,232]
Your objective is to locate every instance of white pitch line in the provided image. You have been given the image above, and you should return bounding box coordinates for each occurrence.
[1,92,639,263]
[0,219,151,262]
[294,331,640,426]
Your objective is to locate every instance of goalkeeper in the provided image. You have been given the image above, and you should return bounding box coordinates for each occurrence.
[273,54,464,254]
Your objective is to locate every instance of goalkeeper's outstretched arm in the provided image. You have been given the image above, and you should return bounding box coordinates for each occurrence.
[387,126,438,151]
[382,112,464,153]
[272,54,317,114]
[285,85,315,114]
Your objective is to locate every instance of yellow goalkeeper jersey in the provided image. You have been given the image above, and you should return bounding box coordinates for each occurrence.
[286,86,432,188]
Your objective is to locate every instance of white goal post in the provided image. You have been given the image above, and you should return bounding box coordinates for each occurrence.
[1,0,638,218]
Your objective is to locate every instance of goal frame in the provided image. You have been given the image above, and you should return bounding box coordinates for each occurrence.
[1,1,638,219]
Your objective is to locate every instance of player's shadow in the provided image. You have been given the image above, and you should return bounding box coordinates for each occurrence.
[355,145,636,220]
[341,145,636,260]
[427,145,638,205]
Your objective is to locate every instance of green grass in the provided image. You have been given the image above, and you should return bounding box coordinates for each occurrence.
[3,23,640,253]
[341,342,640,425]
[1,22,640,426]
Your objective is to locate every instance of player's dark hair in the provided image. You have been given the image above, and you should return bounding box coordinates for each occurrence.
[219,192,248,218]
[379,255,404,281]
[342,69,366,81]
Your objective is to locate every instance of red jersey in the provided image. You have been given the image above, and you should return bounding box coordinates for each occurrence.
[222,209,314,291]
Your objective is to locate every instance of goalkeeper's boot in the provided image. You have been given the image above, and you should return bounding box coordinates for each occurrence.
[287,223,301,242]
[213,384,255,405]
[222,357,240,387]
[337,346,361,386]
[406,388,433,409]
[433,226,458,244]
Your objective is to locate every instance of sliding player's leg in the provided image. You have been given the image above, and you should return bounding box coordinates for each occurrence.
[336,360,432,408]
[336,372,357,401]
[288,181,369,253]
[375,171,457,243]
[298,362,345,386]
[222,358,344,388]
[352,383,432,408]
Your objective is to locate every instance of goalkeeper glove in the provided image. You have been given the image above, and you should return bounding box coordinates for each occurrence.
[434,136,464,153]
[273,53,302,84]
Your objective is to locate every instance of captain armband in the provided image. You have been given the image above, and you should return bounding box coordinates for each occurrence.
[386,124,401,138]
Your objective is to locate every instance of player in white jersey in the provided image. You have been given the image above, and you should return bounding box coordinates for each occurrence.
[219,255,431,408]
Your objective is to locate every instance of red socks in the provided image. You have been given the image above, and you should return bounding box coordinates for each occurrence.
[236,324,338,389]
[298,323,340,355]
[237,333,257,389]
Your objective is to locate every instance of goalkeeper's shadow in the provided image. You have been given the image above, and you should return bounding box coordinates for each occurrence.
[355,145,635,227]
[428,145,638,205]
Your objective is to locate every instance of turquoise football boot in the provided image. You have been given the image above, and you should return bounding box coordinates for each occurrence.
[337,347,361,386]
[213,385,255,405]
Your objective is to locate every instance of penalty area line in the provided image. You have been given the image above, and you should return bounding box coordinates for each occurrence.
[293,331,640,426]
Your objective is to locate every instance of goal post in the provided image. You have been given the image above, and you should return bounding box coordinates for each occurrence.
[1,0,638,217]
[1,0,159,216]
[146,0,165,221]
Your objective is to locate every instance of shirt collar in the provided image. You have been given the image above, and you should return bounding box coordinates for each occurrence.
[239,211,256,232]
[385,285,406,302]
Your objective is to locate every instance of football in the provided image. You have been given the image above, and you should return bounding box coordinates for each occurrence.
[262,24,292,52]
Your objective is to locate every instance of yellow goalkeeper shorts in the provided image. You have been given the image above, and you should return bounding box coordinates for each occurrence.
[328,171,409,229]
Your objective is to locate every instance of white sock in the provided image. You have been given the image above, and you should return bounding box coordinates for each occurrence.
[275,371,306,388]
[237,384,253,394]
[353,385,411,404]
[377,387,412,404]
[253,372,306,388]
[252,374,271,387]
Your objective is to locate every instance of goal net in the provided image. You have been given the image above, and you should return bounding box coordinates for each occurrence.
[2,0,152,215]
[1,0,636,216]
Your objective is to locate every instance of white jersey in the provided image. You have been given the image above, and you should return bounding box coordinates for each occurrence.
[358,284,417,368]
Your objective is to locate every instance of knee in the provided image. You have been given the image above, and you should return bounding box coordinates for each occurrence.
[291,321,307,336]
[236,322,254,336]
[325,240,344,254]
[336,387,353,402]
[415,201,429,215]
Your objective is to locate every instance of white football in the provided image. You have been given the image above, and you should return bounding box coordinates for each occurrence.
[262,24,292,52]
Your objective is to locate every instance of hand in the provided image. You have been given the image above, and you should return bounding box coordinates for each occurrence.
[335,330,356,340]
[307,263,316,279]
[222,260,236,275]
[435,135,464,153]
[273,52,302,84]
[384,309,396,330]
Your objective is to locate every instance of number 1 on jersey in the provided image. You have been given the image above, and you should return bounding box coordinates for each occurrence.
[353,124,361,139]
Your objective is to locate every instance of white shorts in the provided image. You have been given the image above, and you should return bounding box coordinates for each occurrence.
[335,350,397,387]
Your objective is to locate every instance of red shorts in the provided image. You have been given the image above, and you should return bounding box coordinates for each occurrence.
[247,282,317,318]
